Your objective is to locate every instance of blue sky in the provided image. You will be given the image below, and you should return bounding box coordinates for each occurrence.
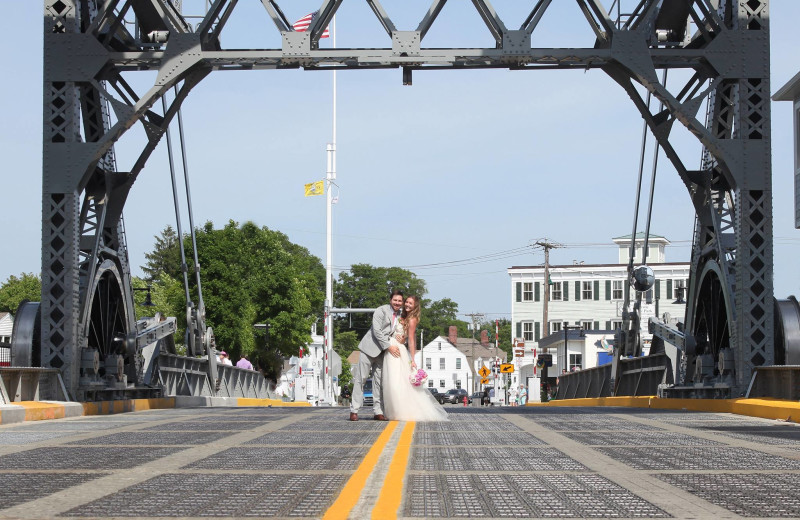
[1,1,799,322]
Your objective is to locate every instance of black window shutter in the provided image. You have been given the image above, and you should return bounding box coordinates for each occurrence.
[575,281,581,301]
[667,279,673,299]
[605,320,611,329]
[594,321,600,330]
[516,282,522,302]
[534,322,540,341]
[594,280,600,301]
[563,282,569,301]
[605,280,611,300]
[655,280,661,299]
[516,322,522,339]
[535,282,540,302]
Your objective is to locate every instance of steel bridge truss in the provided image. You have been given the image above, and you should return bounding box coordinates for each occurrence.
[41,0,772,398]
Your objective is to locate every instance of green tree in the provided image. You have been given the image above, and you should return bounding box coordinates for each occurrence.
[141,225,182,282]
[479,318,513,358]
[418,297,462,339]
[333,263,427,337]
[188,221,324,377]
[0,273,41,313]
[140,220,325,380]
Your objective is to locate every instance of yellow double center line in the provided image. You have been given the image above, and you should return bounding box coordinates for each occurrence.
[323,421,416,520]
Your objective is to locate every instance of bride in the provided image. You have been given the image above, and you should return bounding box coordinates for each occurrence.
[382,295,449,422]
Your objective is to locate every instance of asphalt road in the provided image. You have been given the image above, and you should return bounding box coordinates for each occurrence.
[1,405,800,519]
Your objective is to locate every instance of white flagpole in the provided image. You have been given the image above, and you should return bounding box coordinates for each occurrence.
[324,15,337,405]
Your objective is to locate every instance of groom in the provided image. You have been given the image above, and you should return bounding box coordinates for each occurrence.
[349,290,403,421]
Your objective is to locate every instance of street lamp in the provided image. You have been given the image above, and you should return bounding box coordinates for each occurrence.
[132,286,155,307]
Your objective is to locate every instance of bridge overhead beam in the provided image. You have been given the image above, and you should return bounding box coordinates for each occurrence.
[40,0,772,399]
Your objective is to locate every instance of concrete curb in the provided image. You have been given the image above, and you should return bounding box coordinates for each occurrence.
[526,396,800,423]
[0,396,311,425]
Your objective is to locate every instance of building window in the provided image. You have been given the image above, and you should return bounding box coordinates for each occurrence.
[612,280,623,300]
[425,358,431,370]
[455,380,462,389]
[523,282,534,301]
[440,358,445,370]
[551,322,562,334]
[581,321,593,331]
[569,353,583,371]
[428,380,433,388]
[550,282,562,301]
[439,379,445,388]
[523,322,534,341]
[456,358,462,369]
[611,320,623,330]
[582,281,593,300]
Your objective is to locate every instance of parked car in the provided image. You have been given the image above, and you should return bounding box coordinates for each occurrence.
[363,378,373,407]
[442,388,471,404]
[427,388,439,399]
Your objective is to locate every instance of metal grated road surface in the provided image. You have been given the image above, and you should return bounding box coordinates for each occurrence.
[1,405,800,518]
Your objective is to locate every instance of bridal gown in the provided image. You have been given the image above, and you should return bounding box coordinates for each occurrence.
[382,320,449,422]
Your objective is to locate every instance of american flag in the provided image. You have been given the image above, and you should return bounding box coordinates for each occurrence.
[293,10,330,38]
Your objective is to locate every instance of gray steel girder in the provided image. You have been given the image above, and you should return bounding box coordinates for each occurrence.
[41,0,772,399]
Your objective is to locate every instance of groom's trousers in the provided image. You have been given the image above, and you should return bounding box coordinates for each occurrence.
[350,350,384,415]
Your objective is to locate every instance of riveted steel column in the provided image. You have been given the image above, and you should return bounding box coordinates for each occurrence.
[42,0,84,397]
[733,0,773,392]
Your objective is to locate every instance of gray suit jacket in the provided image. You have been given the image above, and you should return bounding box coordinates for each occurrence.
[358,304,397,358]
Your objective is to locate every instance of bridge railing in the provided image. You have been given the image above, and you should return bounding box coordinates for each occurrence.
[0,367,70,403]
[747,366,800,400]
[555,353,674,400]
[155,353,272,399]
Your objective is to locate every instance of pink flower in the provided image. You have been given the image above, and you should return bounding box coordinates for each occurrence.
[409,368,428,387]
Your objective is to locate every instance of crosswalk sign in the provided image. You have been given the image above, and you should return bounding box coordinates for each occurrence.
[478,366,490,378]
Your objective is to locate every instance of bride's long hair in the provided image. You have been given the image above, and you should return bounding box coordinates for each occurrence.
[401,295,421,334]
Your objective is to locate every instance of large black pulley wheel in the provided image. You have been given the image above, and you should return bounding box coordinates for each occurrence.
[690,262,733,373]
[82,261,132,376]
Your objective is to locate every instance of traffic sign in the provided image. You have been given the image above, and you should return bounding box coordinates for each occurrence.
[480,378,490,385]
[499,363,514,373]
[478,366,490,378]
[515,350,524,357]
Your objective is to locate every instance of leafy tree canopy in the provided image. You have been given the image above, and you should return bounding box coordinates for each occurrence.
[333,263,427,338]
[139,220,325,378]
[0,273,41,313]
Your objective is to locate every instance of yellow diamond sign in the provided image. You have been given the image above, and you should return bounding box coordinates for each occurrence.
[478,365,490,378]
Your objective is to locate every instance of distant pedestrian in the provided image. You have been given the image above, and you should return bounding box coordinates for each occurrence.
[488,387,495,406]
[509,386,518,407]
[481,387,489,406]
[217,351,233,366]
[518,385,527,406]
[236,354,253,370]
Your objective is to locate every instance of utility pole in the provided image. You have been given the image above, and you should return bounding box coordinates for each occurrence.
[464,313,484,392]
[534,239,563,351]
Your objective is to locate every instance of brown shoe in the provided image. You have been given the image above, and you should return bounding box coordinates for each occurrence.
[349,412,358,421]
[373,414,387,421]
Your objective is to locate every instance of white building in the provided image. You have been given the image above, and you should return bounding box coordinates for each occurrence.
[509,233,690,372]
[0,312,12,344]
[0,312,11,367]
[413,327,507,394]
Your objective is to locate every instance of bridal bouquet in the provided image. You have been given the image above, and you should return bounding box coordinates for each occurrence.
[409,368,428,387]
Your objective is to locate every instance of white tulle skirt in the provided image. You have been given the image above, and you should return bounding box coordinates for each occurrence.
[382,340,449,422]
